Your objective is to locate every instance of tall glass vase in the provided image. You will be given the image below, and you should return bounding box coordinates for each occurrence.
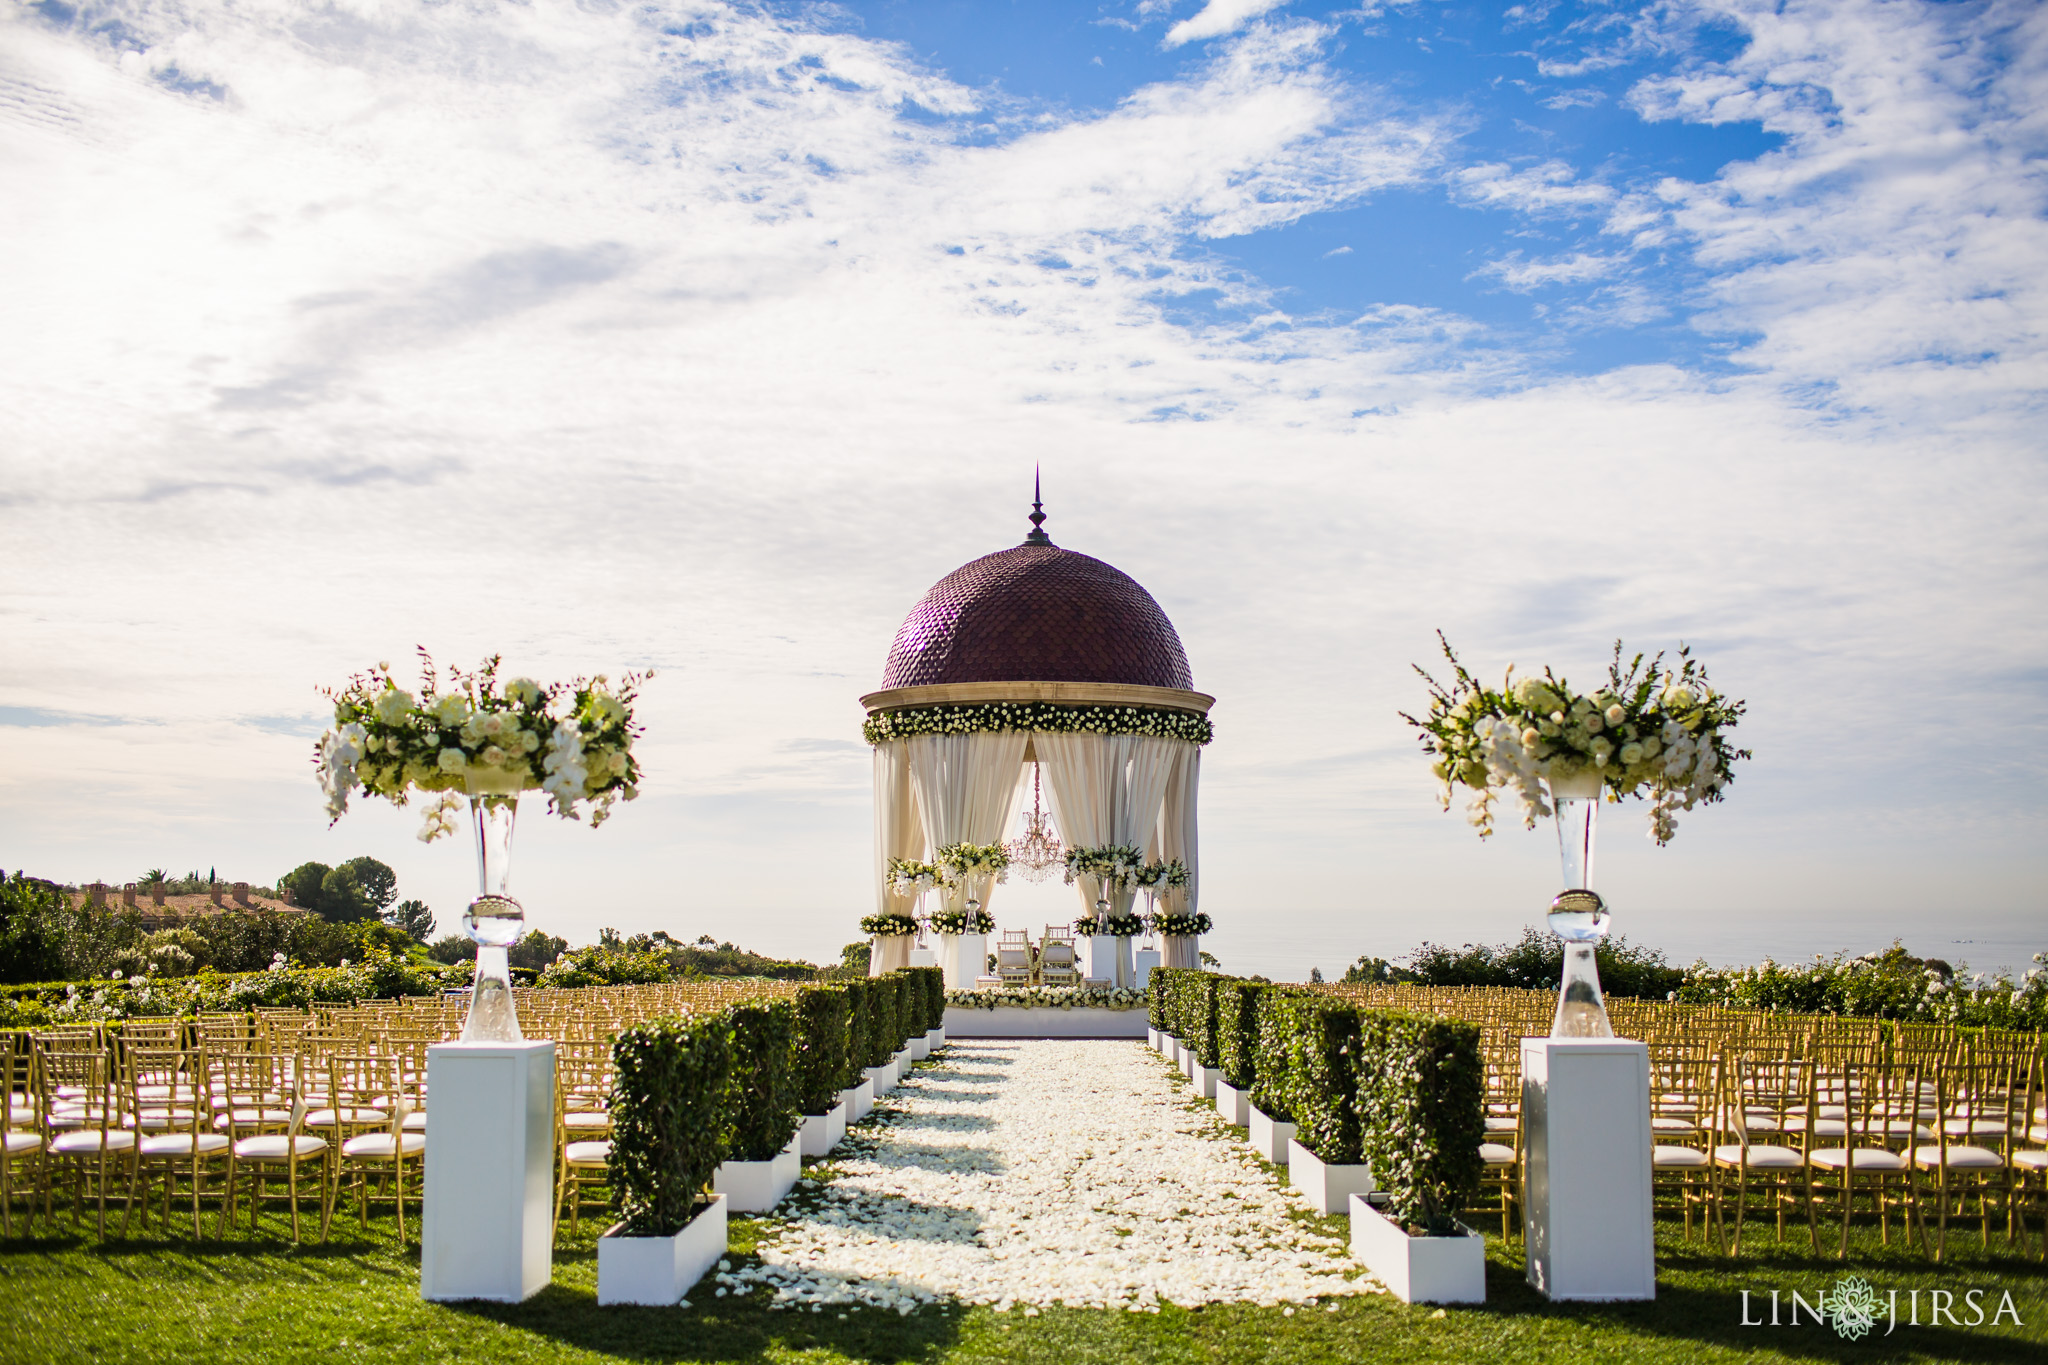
[461,794,526,1043]
[1546,769,1613,1038]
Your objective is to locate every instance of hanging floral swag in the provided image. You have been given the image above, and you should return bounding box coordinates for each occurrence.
[937,842,1010,883]
[859,912,920,937]
[863,701,1212,747]
[928,908,996,935]
[1401,634,1749,845]
[1153,911,1213,936]
[315,650,649,842]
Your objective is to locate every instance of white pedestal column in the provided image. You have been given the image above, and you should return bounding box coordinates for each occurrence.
[1520,1037,1655,1302]
[421,1040,556,1303]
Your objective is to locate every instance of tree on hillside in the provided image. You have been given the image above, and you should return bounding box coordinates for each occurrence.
[386,898,436,942]
[507,930,568,971]
[339,857,398,917]
[426,934,472,965]
[0,874,66,984]
[277,863,331,911]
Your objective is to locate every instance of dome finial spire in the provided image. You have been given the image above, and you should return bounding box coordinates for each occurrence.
[1024,466,1052,546]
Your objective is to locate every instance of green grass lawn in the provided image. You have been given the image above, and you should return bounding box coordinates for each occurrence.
[4,1192,2042,1364]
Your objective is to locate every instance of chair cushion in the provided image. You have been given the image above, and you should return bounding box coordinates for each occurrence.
[233,1135,327,1160]
[341,1132,426,1158]
[2011,1149,2048,1171]
[1911,1144,2002,1169]
[1652,1116,1704,1132]
[564,1140,612,1166]
[562,1111,611,1130]
[5,1131,42,1155]
[139,1133,232,1156]
[212,1108,292,1130]
[402,1111,427,1131]
[1942,1119,2007,1136]
[1714,1144,1804,1168]
[1484,1116,1518,1132]
[306,1107,388,1128]
[1808,1146,1905,1171]
[1653,1145,1710,1168]
[50,1130,137,1154]
[1477,1143,1515,1165]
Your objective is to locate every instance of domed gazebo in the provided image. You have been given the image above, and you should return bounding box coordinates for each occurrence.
[861,490,1214,986]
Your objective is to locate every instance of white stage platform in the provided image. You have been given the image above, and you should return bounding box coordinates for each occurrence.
[942,1006,1149,1038]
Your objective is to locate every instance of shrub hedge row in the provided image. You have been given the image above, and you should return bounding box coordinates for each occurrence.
[1152,970,1484,1236]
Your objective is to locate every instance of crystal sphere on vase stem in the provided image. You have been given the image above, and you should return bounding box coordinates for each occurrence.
[1545,769,1613,1039]
[461,792,526,1043]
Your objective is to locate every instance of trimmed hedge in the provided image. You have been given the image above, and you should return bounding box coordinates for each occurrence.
[904,965,943,1036]
[1189,972,1223,1069]
[609,1011,732,1236]
[726,998,798,1161]
[890,971,916,1048]
[1215,978,1268,1091]
[1151,967,1198,1041]
[1354,1009,1485,1236]
[1270,993,1364,1165]
[1250,985,1300,1122]
[791,984,851,1116]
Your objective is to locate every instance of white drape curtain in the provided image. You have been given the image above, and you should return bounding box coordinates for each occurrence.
[906,731,1030,916]
[1033,732,1182,921]
[872,739,923,918]
[1150,741,1201,916]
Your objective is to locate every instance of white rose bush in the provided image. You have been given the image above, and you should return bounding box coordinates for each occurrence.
[1402,634,1749,844]
[314,650,650,841]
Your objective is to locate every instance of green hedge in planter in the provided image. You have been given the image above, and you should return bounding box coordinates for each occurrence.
[1190,972,1224,1069]
[726,998,798,1161]
[791,984,851,1116]
[860,975,896,1069]
[1271,993,1365,1166]
[890,970,916,1047]
[907,965,944,1036]
[608,1012,733,1236]
[1151,967,1196,1040]
[1147,967,1172,1031]
[1354,1009,1485,1236]
[1215,978,1268,1091]
[1251,985,1305,1121]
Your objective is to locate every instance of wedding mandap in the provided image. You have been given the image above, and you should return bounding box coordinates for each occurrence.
[861,494,1213,992]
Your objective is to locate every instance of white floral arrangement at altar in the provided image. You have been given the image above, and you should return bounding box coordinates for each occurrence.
[1402,634,1749,844]
[884,857,951,896]
[1152,911,1212,936]
[1063,845,1145,890]
[927,907,995,935]
[1076,912,1147,937]
[945,984,1149,1012]
[1133,859,1190,892]
[314,651,649,841]
[859,912,921,937]
[936,841,1011,884]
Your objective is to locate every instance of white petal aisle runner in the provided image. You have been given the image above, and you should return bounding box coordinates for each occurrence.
[714,1040,1383,1313]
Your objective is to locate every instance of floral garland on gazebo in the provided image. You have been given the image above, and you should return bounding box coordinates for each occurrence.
[863,701,1212,746]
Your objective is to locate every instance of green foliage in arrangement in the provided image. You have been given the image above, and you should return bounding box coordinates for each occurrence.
[608,1012,733,1237]
[725,998,799,1163]
[1250,985,1301,1122]
[1215,978,1269,1091]
[1270,994,1365,1166]
[1352,1008,1485,1236]
[791,984,852,1116]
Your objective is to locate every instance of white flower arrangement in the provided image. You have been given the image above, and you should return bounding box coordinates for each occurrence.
[1132,859,1189,890]
[945,984,1150,1012]
[936,841,1010,884]
[1402,634,1749,844]
[884,858,950,896]
[1063,844,1146,891]
[315,651,649,842]
[927,907,995,935]
[859,912,921,937]
[1152,911,1212,936]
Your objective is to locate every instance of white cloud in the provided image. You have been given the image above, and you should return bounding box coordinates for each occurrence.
[1163,0,1292,50]
[1468,250,1619,290]
[1449,158,1617,215]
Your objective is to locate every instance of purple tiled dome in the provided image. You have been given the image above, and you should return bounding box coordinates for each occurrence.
[881,544,1194,690]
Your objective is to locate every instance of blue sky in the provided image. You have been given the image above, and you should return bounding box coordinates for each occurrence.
[0,0,2043,976]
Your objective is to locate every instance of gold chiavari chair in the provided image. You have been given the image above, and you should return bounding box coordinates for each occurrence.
[1712,1053,1817,1253]
[128,1045,233,1238]
[219,1051,331,1242]
[329,1055,423,1240]
[1473,1036,1522,1238]
[4,1034,47,1235]
[1802,1056,1923,1257]
[1651,1049,1719,1241]
[36,1037,137,1237]
[1911,1049,2017,1261]
[2010,1051,2046,1258]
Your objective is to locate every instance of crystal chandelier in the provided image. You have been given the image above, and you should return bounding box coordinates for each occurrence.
[1005,764,1063,882]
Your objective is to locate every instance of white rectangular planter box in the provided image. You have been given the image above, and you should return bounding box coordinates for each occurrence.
[715,1132,801,1213]
[421,1041,555,1303]
[1170,1038,1188,1066]
[1521,1038,1655,1302]
[866,1063,895,1096]
[1249,1105,1295,1164]
[842,1080,874,1122]
[925,1025,945,1050]
[1147,1027,1161,1051]
[893,1047,910,1082]
[1188,1062,1218,1100]
[597,1195,728,1306]
[909,1035,931,1061]
[799,1102,846,1158]
[1288,1138,1376,1215]
[1214,1078,1250,1127]
[1350,1195,1485,1305]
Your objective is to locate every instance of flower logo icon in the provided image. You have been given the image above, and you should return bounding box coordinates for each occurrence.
[1825,1276,1882,1340]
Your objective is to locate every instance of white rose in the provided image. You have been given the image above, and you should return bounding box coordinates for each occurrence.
[374,688,414,724]
[481,712,507,737]
[434,695,469,726]
[1584,713,1603,734]
[1605,704,1626,726]
[506,677,542,706]
[608,751,628,775]
[437,748,468,773]
[482,745,507,766]
[1665,686,1696,710]
[1521,728,1542,748]
[1619,742,1645,766]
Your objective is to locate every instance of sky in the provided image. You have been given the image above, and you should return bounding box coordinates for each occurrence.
[2,0,2044,980]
